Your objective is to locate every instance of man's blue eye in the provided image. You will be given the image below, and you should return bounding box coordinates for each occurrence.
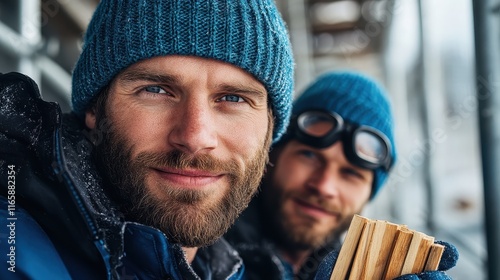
[144,86,165,94]
[342,168,364,180]
[299,150,316,159]
[221,95,243,102]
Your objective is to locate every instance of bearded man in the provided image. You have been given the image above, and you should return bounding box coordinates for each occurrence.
[225,72,459,280]
[0,0,294,279]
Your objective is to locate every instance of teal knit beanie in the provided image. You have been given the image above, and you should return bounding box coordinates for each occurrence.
[291,71,397,199]
[71,0,294,142]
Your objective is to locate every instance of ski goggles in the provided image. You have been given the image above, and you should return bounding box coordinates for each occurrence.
[288,110,393,171]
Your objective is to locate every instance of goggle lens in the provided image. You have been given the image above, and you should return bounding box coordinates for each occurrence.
[354,130,388,164]
[297,111,340,137]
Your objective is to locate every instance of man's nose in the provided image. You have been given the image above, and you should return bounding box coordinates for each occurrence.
[305,168,340,198]
[168,99,218,154]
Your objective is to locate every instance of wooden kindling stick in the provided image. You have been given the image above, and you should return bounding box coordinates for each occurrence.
[330,215,445,280]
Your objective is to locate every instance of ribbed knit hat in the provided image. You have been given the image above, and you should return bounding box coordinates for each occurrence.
[71,0,294,142]
[290,71,397,199]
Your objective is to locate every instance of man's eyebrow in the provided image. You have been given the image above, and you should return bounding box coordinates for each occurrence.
[118,69,180,85]
[218,84,267,99]
[118,70,267,99]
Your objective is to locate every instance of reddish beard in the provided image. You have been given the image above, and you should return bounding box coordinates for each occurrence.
[93,120,271,247]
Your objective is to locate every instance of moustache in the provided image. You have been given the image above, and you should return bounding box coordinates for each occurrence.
[292,192,340,215]
[134,149,241,175]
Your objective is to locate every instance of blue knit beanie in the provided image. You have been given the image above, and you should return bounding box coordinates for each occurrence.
[291,71,397,199]
[71,0,294,142]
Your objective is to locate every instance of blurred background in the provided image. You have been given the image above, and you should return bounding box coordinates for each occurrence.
[1,0,498,279]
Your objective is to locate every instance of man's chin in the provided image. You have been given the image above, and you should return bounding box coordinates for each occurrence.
[150,185,218,205]
[292,227,336,248]
[275,215,341,248]
[128,197,231,247]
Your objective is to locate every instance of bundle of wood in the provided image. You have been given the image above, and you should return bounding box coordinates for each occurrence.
[330,215,444,280]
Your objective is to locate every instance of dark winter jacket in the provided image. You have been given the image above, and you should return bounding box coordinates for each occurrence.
[0,72,244,280]
[224,193,341,280]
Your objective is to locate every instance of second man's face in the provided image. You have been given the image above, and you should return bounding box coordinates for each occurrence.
[263,140,373,249]
[86,55,273,247]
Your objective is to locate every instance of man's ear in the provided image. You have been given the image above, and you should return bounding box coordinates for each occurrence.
[85,108,97,129]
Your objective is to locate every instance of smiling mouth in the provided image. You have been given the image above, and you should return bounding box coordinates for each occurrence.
[293,198,339,218]
[151,167,224,189]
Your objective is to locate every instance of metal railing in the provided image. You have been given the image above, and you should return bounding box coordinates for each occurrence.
[472,1,500,279]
